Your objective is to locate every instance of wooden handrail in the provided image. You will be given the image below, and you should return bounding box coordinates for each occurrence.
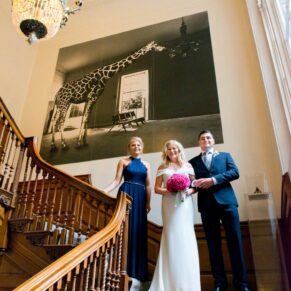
[0,96,132,290]
[0,97,25,143]
[14,191,131,290]
[25,136,115,205]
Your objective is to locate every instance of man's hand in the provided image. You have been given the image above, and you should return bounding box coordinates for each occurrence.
[194,178,214,189]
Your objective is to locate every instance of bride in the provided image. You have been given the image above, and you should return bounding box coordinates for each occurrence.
[149,140,201,291]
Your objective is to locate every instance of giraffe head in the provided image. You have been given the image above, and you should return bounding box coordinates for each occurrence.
[145,41,166,52]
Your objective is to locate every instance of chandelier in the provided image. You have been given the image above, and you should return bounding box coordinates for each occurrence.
[169,18,201,58]
[12,0,83,44]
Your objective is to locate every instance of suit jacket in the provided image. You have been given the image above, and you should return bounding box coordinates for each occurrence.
[189,151,239,212]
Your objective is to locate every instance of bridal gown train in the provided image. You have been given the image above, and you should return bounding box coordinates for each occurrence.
[149,166,201,291]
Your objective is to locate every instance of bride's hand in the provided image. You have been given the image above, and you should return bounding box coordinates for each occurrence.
[184,188,193,197]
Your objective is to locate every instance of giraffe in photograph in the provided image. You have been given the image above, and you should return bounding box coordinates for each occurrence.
[50,41,165,149]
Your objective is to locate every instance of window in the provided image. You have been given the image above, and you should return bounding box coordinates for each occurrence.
[259,0,291,132]
[118,70,149,120]
[276,0,291,53]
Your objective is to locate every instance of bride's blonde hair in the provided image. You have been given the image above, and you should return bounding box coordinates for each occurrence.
[161,140,187,167]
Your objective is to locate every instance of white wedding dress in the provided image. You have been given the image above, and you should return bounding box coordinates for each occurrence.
[149,166,201,291]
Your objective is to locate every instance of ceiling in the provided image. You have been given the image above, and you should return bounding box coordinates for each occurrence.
[57,11,209,73]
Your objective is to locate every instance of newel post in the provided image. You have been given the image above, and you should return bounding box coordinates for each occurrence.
[0,142,26,253]
[120,193,131,291]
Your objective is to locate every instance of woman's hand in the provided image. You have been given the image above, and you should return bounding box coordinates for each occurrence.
[184,187,195,197]
[146,203,151,213]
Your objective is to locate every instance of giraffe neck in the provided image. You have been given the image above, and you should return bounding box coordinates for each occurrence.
[90,45,153,80]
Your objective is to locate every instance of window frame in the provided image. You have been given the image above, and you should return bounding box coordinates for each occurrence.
[258,0,291,133]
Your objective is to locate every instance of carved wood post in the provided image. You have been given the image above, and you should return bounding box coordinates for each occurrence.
[0,142,26,253]
[120,193,131,291]
[11,142,26,207]
[0,203,9,254]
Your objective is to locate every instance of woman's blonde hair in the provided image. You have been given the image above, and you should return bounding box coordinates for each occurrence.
[161,140,187,166]
[127,136,144,153]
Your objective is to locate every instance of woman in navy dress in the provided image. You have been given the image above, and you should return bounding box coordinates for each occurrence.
[104,136,151,287]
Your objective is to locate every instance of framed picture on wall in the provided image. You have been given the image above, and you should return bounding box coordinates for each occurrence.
[40,11,223,165]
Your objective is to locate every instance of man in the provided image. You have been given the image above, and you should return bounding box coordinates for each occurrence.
[189,130,250,291]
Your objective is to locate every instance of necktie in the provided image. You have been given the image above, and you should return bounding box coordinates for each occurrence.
[203,151,212,169]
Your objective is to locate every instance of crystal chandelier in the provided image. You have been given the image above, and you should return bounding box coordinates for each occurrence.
[169,18,201,58]
[12,0,83,44]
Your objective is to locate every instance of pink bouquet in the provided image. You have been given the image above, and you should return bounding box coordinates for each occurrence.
[166,173,190,202]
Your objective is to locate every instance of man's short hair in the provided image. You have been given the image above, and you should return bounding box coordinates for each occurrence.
[198,129,214,140]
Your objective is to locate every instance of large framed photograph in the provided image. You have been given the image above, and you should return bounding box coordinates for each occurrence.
[40,11,223,165]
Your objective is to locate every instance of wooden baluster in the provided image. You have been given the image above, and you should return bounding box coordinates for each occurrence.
[23,159,35,223]
[0,120,10,182]
[63,271,72,291]
[106,242,114,290]
[94,201,101,232]
[10,142,26,208]
[78,260,86,291]
[52,181,64,245]
[84,257,91,291]
[116,226,124,290]
[60,185,70,244]
[86,197,92,239]
[90,253,98,291]
[27,166,40,221]
[56,278,63,290]
[31,170,47,230]
[40,172,51,231]
[0,113,5,147]
[112,236,119,289]
[47,179,58,232]
[104,205,109,228]
[3,132,14,190]
[96,250,103,291]
[76,193,84,245]
[120,210,129,291]
[68,188,77,245]
[17,154,30,219]
[6,136,19,192]
[101,250,107,291]
[71,267,78,291]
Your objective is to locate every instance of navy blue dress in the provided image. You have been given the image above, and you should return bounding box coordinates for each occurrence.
[118,157,149,281]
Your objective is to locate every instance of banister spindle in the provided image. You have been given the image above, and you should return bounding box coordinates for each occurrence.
[5,136,19,192]
[94,201,101,231]
[31,170,47,231]
[86,197,92,239]
[112,236,119,288]
[84,257,91,291]
[40,172,52,230]
[77,193,85,244]
[47,179,58,231]
[68,187,77,245]
[51,181,64,245]
[96,250,103,291]
[17,154,30,218]
[106,242,114,290]
[2,131,14,189]
[27,165,40,220]
[101,250,107,291]
[0,120,10,172]
[90,253,98,291]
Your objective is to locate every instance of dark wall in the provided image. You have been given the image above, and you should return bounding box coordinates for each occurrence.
[85,28,219,128]
[153,29,219,120]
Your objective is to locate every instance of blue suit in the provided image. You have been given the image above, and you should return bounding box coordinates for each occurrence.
[189,152,248,289]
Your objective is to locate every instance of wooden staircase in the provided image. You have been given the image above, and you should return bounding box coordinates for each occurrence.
[0,97,132,291]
